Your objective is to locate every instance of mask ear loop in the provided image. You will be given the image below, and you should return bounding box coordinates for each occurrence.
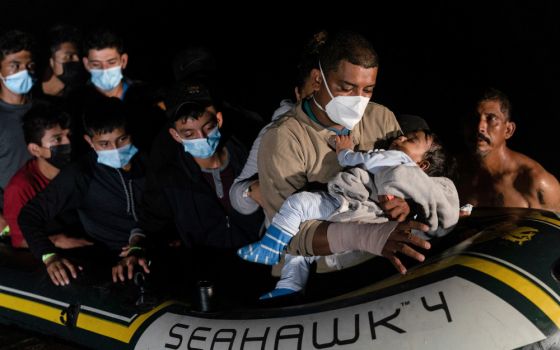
[318,61,335,99]
[313,61,334,113]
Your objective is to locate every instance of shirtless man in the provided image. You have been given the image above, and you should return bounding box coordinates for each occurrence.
[460,88,560,212]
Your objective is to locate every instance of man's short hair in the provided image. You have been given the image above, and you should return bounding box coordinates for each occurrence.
[477,87,513,121]
[0,30,36,62]
[22,102,71,145]
[318,31,379,75]
[83,28,125,56]
[82,97,127,137]
[47,24,82,55]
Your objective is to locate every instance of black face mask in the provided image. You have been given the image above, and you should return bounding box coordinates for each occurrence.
[57,62,89,95]
[46,144,72,169]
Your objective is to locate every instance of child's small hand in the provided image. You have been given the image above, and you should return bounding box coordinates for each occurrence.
[335,135,354,154]
[378,194,396,203]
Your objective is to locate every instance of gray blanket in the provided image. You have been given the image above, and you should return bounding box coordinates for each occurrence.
[327,165,459,231]
[319,164,459,271]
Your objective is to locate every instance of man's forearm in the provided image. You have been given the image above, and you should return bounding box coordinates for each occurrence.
[326,221,398,255]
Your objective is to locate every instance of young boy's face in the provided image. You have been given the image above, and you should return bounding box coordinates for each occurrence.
[390,130,433,163]
[84,47,127,71]
[38,125,71,157]
[51,42,79,76]
[85,127,131,151]
[0,50,35,79]
[169,106,222,142]
[29,124,71,160]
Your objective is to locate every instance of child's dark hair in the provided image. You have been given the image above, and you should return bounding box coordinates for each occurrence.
[22,102,71,145]
[82,97,127,137]
[423,132,457,180]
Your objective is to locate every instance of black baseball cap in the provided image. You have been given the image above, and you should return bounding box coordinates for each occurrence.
[396,114,431,134]
[165,81,213,119]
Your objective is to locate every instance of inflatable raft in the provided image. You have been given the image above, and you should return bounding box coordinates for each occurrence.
[1,207,559,349]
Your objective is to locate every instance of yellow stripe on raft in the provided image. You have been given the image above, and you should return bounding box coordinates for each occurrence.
[76,301,176,343]
[0,292,62,323]
[460,256,560,328]
[351,254,560,328]
[0,291,176,344]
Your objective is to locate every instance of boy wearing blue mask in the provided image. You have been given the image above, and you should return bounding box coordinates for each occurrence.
[19,97,148,287]
[69,28,164,155]
[82,29,128,99]
[0,30,37,232]
[113,84,269,302]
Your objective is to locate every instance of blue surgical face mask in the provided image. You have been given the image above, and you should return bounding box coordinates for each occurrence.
[1,69,35,95]
[90,66,123,91]
[180,127,221,159]
[96,143,138,169]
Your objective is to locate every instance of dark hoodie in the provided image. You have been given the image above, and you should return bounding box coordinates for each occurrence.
[138,137,263,251]
[19,151,147,260]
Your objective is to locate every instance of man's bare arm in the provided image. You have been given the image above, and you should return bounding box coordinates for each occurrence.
[529,168,560,212]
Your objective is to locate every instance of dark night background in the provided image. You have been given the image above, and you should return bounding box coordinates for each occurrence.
[4,0,559,176]
[0,1,559,348]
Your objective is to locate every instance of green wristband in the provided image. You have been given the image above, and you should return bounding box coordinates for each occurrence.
[42,253,57,263]
[127,246,144,256]
[0,225,10,237]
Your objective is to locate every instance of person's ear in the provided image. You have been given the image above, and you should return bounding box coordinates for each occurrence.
[120,53,129,70]
[310,68,322,91]
[216,111,223,128]
[505,120,516,140]
[83,135,95,150]
[27,143,43,158]
[294,86,302,102]
[82,57,90,71]
[168,127,183,144]
[49,57,55,70]
[418,160,430,172]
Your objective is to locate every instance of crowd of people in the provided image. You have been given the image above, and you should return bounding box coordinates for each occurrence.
[1,26,559,303]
